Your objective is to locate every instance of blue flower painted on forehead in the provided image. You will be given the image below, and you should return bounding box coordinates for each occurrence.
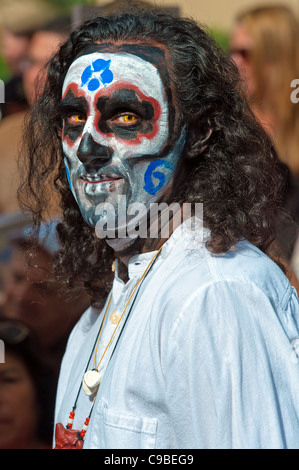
[81,58,113,91]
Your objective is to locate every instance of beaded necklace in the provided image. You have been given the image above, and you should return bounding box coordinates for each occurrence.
[54,246,163,449]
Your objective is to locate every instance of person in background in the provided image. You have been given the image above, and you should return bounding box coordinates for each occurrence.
[0,0,57,118]
[0,319,57,449]
[0,15,70,216]
[22,16,71,107]
[230,5,299,174]
[0,221,90,370]
[230,5,299,264]
[0,25,31,119]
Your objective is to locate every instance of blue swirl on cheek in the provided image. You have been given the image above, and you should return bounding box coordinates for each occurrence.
[143,160,173,195]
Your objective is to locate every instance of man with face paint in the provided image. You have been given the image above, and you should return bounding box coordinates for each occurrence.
[19,10,299,449]
[60,44,186,248]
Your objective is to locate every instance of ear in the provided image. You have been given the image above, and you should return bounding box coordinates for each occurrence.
[185,122,212,159]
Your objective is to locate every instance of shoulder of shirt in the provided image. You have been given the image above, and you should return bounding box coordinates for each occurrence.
[159,239,294,311]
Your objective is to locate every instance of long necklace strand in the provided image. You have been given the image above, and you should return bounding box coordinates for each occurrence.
[64,246,163,445]
[66,295,113,430]
[92,246,163,373]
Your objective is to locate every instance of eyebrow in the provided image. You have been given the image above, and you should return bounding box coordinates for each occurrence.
[58,90,88,115]
[96,88,155,120]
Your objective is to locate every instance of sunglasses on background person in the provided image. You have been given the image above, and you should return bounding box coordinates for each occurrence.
[229,48,253,61]
[0,320,30,345]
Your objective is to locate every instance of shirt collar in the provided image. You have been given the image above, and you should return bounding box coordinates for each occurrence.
[114,216,208,282]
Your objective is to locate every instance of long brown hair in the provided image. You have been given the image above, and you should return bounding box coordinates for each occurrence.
[18,10,288,301]
[236,5,299,177]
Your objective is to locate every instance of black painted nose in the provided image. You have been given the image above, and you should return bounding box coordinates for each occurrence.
[77,132,111,165]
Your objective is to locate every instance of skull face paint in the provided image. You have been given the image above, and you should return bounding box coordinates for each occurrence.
[60,46,186,237]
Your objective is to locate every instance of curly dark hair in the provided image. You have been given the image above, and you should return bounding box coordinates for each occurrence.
[18,9,288,303]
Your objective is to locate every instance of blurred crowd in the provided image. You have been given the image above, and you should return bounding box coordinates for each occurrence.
[0,2,91,449]
[229,5,299,276]
[0,0,299,449]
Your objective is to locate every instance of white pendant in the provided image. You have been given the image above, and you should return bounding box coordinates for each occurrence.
[82,370,102,396]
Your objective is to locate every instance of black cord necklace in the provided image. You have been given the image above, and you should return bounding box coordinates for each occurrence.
[54,246,163,449]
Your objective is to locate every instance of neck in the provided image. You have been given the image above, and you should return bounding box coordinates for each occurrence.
[108,203,185,281]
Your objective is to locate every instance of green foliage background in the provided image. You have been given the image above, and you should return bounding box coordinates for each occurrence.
[211,29,230,52]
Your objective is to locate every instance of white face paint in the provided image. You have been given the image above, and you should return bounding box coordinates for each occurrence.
[61,50,186,242]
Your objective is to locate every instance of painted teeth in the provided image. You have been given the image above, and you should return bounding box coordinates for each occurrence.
[86,176,107,181]
[84,174,119,181]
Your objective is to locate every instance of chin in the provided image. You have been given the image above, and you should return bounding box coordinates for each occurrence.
[80,207,98,228]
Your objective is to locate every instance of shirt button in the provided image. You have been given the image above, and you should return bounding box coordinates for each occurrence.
[110,312,120,324]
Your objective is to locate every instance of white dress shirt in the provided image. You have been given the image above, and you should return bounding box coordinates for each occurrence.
[54,221,299,448]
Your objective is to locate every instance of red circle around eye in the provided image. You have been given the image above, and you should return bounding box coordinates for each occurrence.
[62,83,87,147]
[62,82,87,101]
[93,82,163,144]
[62,122,81,148]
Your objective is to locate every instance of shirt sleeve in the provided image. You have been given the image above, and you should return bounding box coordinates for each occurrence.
[163,279,299,449]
